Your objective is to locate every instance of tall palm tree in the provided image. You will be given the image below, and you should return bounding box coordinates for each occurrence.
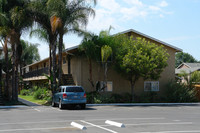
[0,0,33,101]
[0,35,10,100]
[79,33,99,89]
[46,0,96,86]
[28,0,59,92]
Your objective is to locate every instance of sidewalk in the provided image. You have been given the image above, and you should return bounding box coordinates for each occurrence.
[0,98,40,109]
[18,98,41,106]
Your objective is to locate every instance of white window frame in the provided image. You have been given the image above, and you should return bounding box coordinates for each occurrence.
[99,81,113,92]
[144,81,159,92]
[106,81,113,92]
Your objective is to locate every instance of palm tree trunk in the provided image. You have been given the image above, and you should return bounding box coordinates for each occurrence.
[49,42,53,90]
[11,43,16,101]
[58,31,63,86]
[52,40,57,93]
[88,59,94,89]
[4,37,9,100]
[19,62,22,92]
[0,60,2,102]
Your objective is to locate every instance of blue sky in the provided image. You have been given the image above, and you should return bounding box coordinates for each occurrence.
[22,0,200,60]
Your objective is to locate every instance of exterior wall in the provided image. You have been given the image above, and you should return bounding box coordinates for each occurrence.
[22,31,177,99]
[70,56,82,85]
[76,33,177,97]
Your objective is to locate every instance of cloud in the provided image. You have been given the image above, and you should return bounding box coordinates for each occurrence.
[98,0,120,12]
[159,1,168,7]
[149,6,161,11]
[123,0,143,7]
[87,0,172,32]
[120,7,148,20]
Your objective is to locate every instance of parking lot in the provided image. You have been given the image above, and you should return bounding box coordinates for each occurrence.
[1,105,200,133]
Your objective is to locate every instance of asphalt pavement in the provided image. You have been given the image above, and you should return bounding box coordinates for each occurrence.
[1,102,200,133]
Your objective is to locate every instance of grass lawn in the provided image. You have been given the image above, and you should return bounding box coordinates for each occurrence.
[18,95,50,105]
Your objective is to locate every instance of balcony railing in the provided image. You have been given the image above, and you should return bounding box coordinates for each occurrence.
[23,67,49,79]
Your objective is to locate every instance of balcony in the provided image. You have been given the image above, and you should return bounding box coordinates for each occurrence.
[23,67,49,79]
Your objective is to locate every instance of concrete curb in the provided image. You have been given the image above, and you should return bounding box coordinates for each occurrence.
[86,103,200,106]
[0,105,28,109]
[18,98,41,106]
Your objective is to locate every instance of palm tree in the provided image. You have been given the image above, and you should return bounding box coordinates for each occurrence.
[46,0,96,86]
[0,35,10,100]
[28,0,59,92]
[79,27,113,89]
[0,0,33,101]
[79,33,99,89]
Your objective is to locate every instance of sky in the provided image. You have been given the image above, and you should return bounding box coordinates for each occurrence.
[22,0,200,60]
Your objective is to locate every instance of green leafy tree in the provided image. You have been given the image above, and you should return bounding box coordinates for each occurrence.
[20,40,40,66]
[176,52,198,67]
[113,36,169,101]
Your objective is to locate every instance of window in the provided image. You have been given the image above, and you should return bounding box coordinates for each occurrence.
[65,87,84,92]
[63,56,66,64]
[98,81,113,92]
[144,81,159,91]
[106,82,113,92]
[58,87,62,92]
[44,62,46,68]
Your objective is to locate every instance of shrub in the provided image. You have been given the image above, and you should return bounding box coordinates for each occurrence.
[86,92,132,103]
[165,81,198,102]
[20,89,31,96]
[33,87,51,100]
[33,88,45,100]
[135,92,159,103]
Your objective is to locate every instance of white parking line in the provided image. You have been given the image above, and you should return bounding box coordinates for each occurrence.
[33,108,41,112]
[140,130,200,133]
[51,107,62,111]
[30,107,41,112]
[80,120,118,133]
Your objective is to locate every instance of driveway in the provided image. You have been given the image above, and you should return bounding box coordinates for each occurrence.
[1,103,200,133]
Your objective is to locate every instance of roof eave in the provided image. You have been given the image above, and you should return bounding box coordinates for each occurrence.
[113,29,182,52]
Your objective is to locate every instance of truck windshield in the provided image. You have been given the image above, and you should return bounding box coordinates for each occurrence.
[65,87,84,92]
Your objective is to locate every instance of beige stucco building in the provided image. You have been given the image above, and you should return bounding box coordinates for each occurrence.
[23,29,182,98]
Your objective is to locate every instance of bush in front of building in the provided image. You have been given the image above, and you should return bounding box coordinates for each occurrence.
[86,92,132,103]
[20,86,52,102]
[134,92,160,103]
[165,81,198,102]
[20,89,32,96]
